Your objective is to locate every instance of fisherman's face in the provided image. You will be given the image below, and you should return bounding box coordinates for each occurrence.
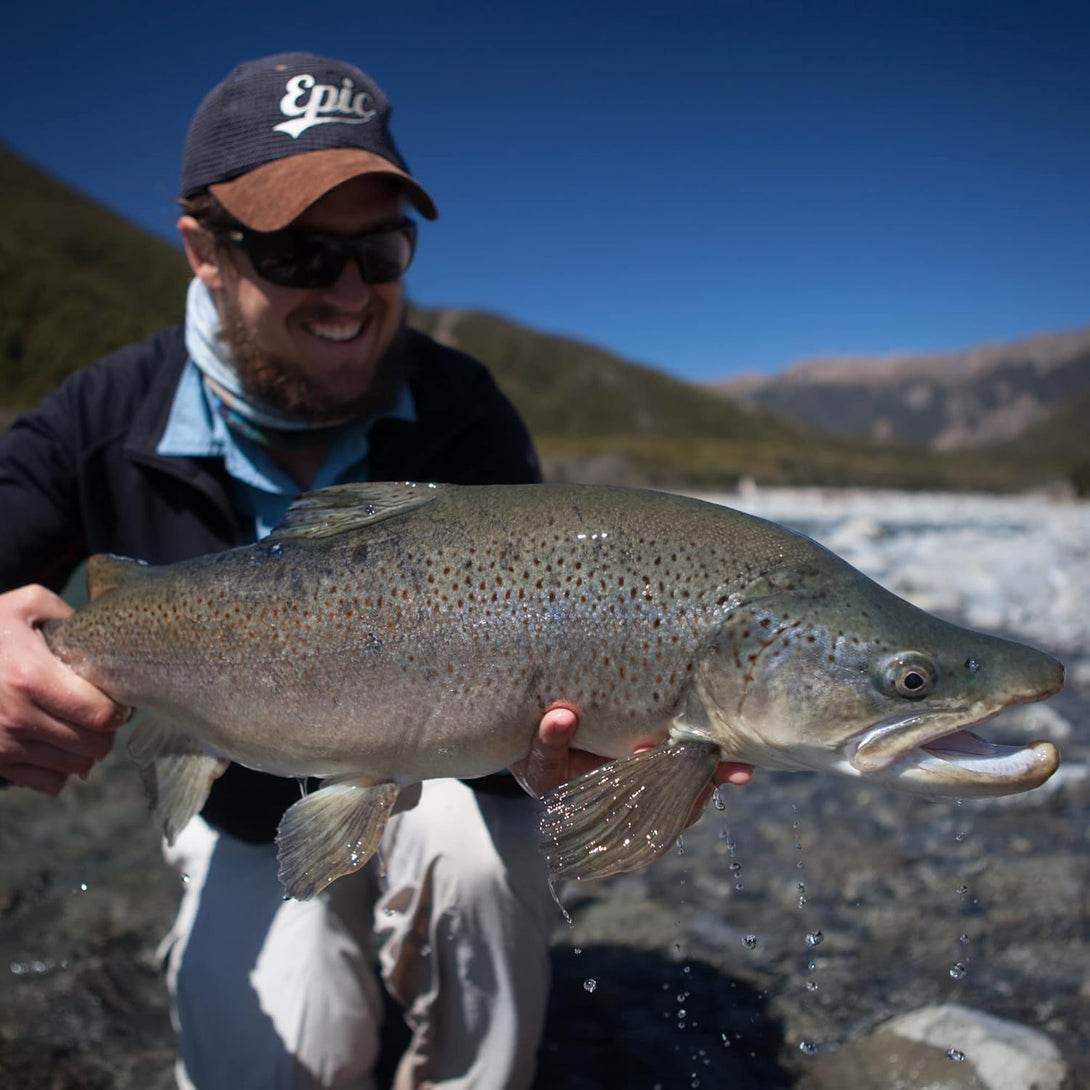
[183,175,407,420]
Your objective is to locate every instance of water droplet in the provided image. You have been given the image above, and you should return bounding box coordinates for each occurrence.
[181,873,191,885]
[573,947,582,955]
[805,980,819,992]
[583,978,597,993]
[419,944,431,958]
[712,786,726,811]
[805,931,824,948]
[807,961,816,972]
[949,962,967,980]
[956,884,968,895]
[78,882,88,893]
[959,934,970,946]
[946,1048,966,1062]
[799,1040,819,1056]
[742,934,758,949]
[729,862,742,873]
[955,832,966,842]
[383,907,395,917]
[678,1008,687,1018]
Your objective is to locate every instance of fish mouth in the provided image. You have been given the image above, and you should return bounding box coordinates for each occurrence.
[848,702,1060,796]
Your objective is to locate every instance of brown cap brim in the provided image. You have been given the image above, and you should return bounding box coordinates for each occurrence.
[209,146,438,230]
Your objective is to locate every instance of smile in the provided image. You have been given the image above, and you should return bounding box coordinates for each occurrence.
[304,317,367,342]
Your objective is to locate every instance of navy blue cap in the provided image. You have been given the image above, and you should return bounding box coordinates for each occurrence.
[180,52,437,230]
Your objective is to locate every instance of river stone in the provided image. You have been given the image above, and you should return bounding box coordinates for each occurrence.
[797,1003,1067,1090]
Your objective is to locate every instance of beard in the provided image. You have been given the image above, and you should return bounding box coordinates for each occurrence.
[216,290,408,425]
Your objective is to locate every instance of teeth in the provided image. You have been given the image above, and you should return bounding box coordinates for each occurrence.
[306,320,364,342]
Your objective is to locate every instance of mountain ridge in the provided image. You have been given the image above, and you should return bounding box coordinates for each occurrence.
[709,325,1090,450]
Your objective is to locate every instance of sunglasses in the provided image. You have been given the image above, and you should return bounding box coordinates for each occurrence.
[223,218,417,289]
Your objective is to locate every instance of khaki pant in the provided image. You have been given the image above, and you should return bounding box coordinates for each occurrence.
[160,779,557,1089]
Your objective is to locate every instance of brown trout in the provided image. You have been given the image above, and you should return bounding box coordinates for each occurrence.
[44,483,1063,899]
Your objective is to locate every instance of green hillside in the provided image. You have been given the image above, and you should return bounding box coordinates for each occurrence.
[0,144,190,406]
[985,389,1090,495]
[407,306,808,442]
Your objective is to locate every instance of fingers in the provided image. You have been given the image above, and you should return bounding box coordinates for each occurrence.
[713,761,755,786]
[683,761,756,829]
[0,763,69,796]
[509,703,583,798]
[0,585,129,796]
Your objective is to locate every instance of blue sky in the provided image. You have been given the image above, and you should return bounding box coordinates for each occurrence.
[2,1,1088,381]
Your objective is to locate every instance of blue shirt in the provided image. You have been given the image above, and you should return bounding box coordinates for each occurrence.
[157,361,416,540]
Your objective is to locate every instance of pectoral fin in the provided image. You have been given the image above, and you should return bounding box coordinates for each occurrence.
[127,717,229,844]
[275,777,401,900]
[540,739,721,882]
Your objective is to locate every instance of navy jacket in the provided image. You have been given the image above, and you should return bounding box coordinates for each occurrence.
[0,324,540,841]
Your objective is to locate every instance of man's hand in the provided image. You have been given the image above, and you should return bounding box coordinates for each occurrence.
[511,703,754,828]
[0,585,129,795]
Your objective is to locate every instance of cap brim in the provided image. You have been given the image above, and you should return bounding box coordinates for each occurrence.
[209,146,438,230]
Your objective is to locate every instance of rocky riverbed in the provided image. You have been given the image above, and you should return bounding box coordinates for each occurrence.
[1,487,1087,1088]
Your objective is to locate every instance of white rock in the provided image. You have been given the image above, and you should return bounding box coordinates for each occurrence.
[881,1003,1067,1090]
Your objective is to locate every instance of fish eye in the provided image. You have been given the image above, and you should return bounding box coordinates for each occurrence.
[881,653,938,700]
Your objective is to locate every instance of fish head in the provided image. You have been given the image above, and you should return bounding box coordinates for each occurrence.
[697,555,1063,798]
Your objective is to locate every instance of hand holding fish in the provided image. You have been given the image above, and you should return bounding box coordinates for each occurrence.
[0,585,127,795]
[514,703,755,828]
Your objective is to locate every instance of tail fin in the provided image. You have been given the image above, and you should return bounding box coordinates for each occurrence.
[85,554,152,602]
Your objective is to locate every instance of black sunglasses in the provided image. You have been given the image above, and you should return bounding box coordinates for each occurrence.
[223,218,417,289]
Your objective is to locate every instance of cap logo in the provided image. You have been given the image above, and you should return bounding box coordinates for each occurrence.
[273,73,378,139]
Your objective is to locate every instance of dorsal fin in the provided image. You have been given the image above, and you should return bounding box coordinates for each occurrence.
[85,554,153,601]
[269,482,445,542]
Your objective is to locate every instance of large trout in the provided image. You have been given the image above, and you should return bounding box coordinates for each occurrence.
[44,483,1063,899]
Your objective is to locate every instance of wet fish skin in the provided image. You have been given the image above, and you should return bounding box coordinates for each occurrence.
[44,482,1063,897]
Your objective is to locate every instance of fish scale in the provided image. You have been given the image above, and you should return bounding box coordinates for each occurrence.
[45,481,1063,899]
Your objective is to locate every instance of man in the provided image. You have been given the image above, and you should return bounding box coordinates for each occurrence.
[0,53,751,1089]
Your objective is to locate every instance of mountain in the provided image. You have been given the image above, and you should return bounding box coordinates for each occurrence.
[711,327,1090,450]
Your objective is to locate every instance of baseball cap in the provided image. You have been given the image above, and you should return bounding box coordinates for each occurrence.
[179,52,438,230]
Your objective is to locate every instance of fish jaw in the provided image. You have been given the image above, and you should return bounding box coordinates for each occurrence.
[843,682,1063,797]
[696,562,1066,800]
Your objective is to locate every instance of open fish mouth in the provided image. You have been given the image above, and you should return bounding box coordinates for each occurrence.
[916,728,1057,781]
[849,712,1059,794]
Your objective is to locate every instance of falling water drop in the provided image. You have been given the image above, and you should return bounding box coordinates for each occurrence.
[949,962,967,981]
[798,1040,819,1056]
[712,786,726,811]
[583,978,597,994]
[946,1048,966,1063]
[805,931,824,949]
[742,935,758,950]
